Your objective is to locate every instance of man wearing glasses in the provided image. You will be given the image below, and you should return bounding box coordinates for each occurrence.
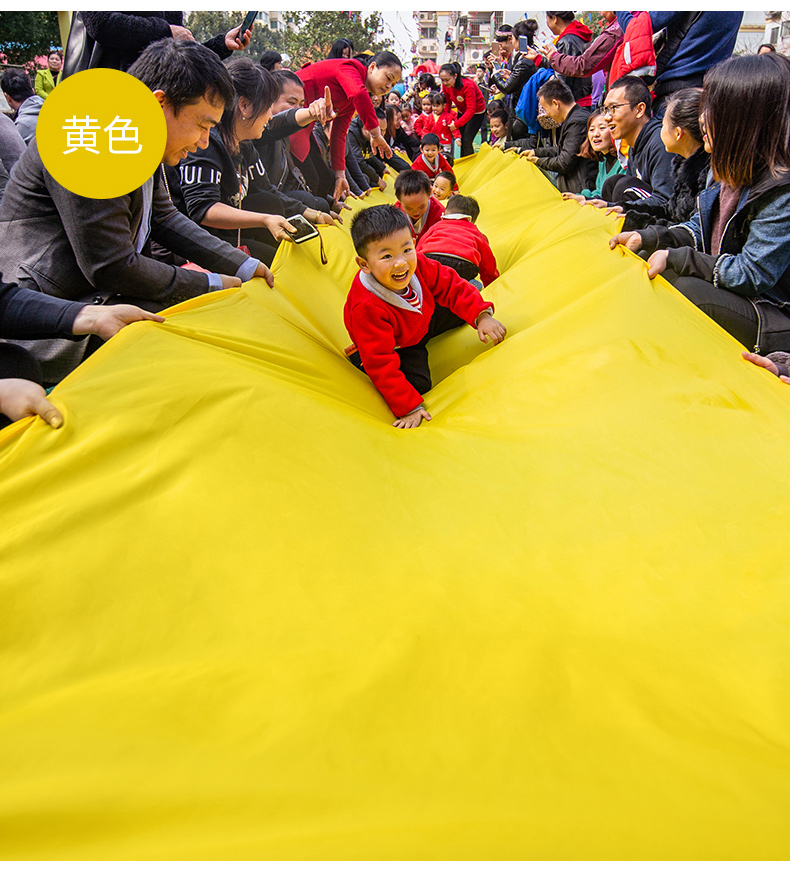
[489,22,538,142]
[596,75,675,216]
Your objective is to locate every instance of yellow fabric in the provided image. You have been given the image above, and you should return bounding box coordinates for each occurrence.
[2,146,790,860]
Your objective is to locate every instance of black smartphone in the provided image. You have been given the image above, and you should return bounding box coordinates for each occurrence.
[285,214,319,243]
[238,11,257,38]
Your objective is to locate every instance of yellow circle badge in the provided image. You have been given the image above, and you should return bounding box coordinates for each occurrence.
[37,68,167,199]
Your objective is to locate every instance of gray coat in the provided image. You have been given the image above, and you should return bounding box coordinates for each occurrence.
[0,139,249,381]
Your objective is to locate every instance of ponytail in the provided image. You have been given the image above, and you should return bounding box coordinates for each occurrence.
[439,62,463,89]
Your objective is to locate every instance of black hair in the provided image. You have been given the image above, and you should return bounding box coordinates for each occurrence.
[0,69,33,101]
[375,106,387,120]
[434,169,456,188]
[702,52,790,187]
[272,69,303,92]
[446,193,479,222]
[350,204,412,257]
[363,50,402,71]
[418,73,439,91]
[394,168,431,198]
[328,38,354,59]
[387,90,402,101]
[430,91,446,107]
[512,20,536,45]
[219,57,279,152]
[546,11,576,23]
[259,50,282,71]
[758,43,777,52]
[608,75,653,115]
[665,87,704,143]
[421,133,440,147]
[578,108,612,161]
[439,62,463,89]
[48,49,63,60]
[128,38,234,116]
[537,77,574,105]
[486,98,506,115]
[489,108,509,125]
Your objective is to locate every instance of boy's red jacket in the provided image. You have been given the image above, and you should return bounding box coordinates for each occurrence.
[344,253,494,417]
[394,196,445,243]
[424,110,459,146]
[441,77,485,127]
[413,112,433,139]
[411,152,454,180]
[417,217,500,287]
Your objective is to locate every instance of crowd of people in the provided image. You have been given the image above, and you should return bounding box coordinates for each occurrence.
[1,10,790,432]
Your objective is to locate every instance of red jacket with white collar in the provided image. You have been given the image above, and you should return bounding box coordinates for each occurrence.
[344,253,494,417]
[394,196,445,244]
[411,152,454,180]
[417,217,500,287]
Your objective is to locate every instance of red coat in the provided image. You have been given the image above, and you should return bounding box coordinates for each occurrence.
[417,217,500,287]
[411,152,454,180]
[441,77,485,127]
[344,253,495,416]
[413,112,433,139]
[394,196,445,244]
[291,59,379,172]
[609,12,656,83]
[423,110,459,146]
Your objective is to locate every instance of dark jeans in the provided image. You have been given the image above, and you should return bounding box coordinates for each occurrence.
[459,112,485,157]
[349,304,466,397]
[422,252,479,281]
[665,270,790,354]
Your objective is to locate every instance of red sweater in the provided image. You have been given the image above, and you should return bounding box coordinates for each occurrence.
[394,196,445,244]
[292,59,379,172]
[344,253,495,416]
[424,110,459,146]
[411,152,454,180]
[441,77,485,127]
[417,217,500,287]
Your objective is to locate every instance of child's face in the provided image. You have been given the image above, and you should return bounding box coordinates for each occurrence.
[387,92,401,106]
[432,101,443,116]
[432,177,452,201]
[421,97,432,114]
[401,107,412,122]
[421,144,439,162]
[398,191,431,224]
[356,227,417,291]
[490,116,506,139]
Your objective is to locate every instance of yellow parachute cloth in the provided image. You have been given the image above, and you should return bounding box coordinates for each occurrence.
[2,146,790,860]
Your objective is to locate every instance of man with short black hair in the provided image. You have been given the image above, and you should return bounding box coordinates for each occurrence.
[0,39,273,384]
[0,70,44,144]
[598,74,675,214]
[520,78,593,194]
[489,21,538,139]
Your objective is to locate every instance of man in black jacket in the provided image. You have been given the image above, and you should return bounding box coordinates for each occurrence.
[0,39,273,384]
[599,76,675,216]
[489,22,538,140]
[545,12,593,107]
[520,78,594,194]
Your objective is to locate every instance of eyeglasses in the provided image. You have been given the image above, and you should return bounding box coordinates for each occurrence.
[602,102,632,117]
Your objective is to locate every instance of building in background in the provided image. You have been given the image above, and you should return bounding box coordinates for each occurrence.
[764,11,790,53]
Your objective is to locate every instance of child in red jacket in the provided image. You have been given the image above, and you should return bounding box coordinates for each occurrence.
[393,169,445,244]
[344,205,506,428]
[417,194,500,288]
[412,94,434,140]
[411,133,455,180]
[427,92,459,160]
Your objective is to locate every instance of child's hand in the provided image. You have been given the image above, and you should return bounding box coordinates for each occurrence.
[477,313,507,345]
[393,407,432,429]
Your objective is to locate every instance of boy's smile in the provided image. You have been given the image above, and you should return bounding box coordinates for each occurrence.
[356,227,417,292]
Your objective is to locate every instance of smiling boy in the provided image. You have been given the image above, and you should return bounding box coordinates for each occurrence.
[344,205,506,428]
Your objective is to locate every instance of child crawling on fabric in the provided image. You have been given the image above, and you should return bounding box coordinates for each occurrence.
[344,205,506,428]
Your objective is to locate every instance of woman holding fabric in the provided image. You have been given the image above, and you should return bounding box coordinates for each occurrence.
[291,51,401,204]
[438,62,486,158]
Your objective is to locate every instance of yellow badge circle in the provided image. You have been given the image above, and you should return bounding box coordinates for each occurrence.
[37,68,167,199]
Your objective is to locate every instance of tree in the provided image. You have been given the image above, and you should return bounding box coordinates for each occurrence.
[281,12,392,67]
[579,12,607,38]
[0,11,61,69]
[184,11,283,63]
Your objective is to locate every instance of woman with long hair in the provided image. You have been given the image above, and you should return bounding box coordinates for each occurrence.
[290,50,401,203]
[178,58,338,264]
[562,108,624,203]
[438,62,486,157]
[611,53,790,354]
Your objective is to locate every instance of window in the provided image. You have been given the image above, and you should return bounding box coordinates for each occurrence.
[781,20,790,38]
[770,25,780,43]
[421,27,437,39]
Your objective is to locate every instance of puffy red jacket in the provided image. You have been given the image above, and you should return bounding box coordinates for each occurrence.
[417,217,500,287]
[609,11,656,83]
